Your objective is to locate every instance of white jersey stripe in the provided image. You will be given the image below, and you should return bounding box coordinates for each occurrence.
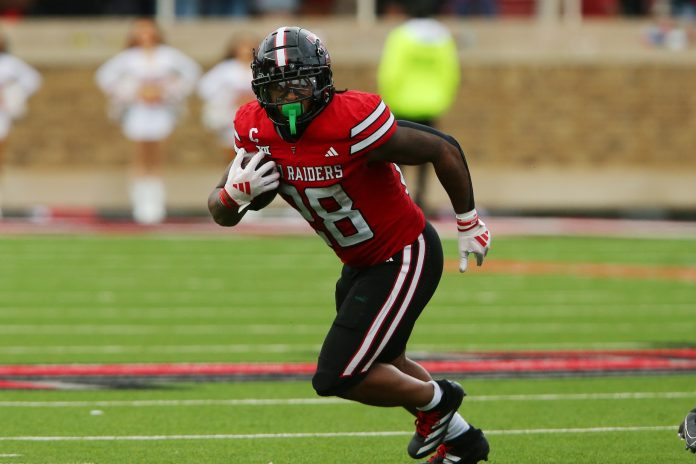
[341,245,412,377]
[350,112,395,155]
[393,163,409,193]
[360,233,425,373]
[274,27,287,67]
[350,101,386,138]
[232,127,241,151]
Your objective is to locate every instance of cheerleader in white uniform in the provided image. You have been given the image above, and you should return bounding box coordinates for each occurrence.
[96,19,201,224]
[0,34,41,218]
[197,35,256,159]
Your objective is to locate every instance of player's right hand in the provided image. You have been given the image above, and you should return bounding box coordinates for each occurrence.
[222,149,280,209]
[456,209,491,272]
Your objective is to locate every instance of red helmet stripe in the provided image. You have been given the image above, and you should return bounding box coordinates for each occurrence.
[274,26,287,67]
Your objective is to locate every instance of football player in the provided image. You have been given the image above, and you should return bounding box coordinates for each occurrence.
[208,26,491,464]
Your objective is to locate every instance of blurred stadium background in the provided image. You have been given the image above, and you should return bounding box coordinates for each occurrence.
[0,0,695,220]
[1,2,695,463]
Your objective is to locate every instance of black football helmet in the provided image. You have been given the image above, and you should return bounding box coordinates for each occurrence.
[251,27,334,135]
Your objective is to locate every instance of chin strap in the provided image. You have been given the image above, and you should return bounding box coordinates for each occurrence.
[281,102,303,135]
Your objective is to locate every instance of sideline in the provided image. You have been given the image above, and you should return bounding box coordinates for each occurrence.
[445,259,696,282]
[1,348,695,388]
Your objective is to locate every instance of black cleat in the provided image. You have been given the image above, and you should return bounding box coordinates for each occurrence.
[422,427,490,464]
[678,408,696,453]
[408,380,466,459]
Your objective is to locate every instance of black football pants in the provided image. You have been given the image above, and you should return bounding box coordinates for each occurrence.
[312,221,444,396]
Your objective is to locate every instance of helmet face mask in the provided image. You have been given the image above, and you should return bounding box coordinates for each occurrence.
[264,77,317,105]
[252,27,334,135]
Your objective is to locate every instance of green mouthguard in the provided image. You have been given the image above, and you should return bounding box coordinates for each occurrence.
[281,102,303,135]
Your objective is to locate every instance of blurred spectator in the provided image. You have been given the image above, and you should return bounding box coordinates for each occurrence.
[26,0,155,16]
[620,0,651,15]
[645,17,690,49]
[0,0,34,19]
[175,0,198,16]
[377,0,412,15]
[253,0,298,15]
[176,0,250,17]
[197,34,257,159]
[377,0,460,215]
[298,0,334,14]
[582,0,619,15]
[644,0,693,50]
[0,32,41,217]
[95,18,200,224]
[672,0,696,19]
[8,0,259,17]
[674,0,696,47]
[447,0,497,16]
[103,0,156,15]
[204,0,250,15]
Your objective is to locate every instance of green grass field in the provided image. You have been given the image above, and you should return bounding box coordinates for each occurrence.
[1,233,695,463]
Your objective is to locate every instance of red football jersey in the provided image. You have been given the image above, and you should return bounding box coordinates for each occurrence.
[233,90,425,267]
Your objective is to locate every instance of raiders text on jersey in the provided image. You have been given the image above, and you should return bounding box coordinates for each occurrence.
[280,164,344,182]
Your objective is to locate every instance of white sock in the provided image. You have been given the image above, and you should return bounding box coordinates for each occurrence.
[445,412,471,441]
[417,380,443,411]
[130,177,166,225]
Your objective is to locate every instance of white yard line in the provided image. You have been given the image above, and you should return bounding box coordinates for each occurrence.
[0,325,329,335]
[0,340,669,354]
[0,344,321,354]
[0,322,690,335]
[1,303,692,318]
[0,426,675,442]
[1,391,694,408]
[473,391,696,401]
[0,398,345,408]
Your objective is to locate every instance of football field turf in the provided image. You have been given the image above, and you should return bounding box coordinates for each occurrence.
[1,232,695,463]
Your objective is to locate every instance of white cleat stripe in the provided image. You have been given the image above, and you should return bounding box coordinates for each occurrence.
[417,441,439,456]
[426,426,448,441]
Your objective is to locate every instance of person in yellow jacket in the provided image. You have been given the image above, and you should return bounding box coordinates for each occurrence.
[378,0,460,215]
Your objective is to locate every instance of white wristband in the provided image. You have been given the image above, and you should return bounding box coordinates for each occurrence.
[456,209,479,233]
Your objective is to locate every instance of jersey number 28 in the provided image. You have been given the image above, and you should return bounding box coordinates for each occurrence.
[280,184,374,247]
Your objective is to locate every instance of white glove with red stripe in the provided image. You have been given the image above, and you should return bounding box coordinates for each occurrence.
[220,149,279,210]
[456,209,491,272]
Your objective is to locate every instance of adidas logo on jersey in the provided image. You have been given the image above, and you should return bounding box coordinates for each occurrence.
[325,146,339,157]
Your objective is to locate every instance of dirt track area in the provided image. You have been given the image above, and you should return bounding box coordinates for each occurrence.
[445,259,696,282]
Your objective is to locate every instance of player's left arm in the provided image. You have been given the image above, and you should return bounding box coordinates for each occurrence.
[367,121,491,272]
[208,159,246,227]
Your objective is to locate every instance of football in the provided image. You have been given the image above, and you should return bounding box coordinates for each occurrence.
[240,152,279,211]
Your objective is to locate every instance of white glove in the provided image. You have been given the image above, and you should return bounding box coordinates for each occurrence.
[222,149,280,209]
[456,209,491,272]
